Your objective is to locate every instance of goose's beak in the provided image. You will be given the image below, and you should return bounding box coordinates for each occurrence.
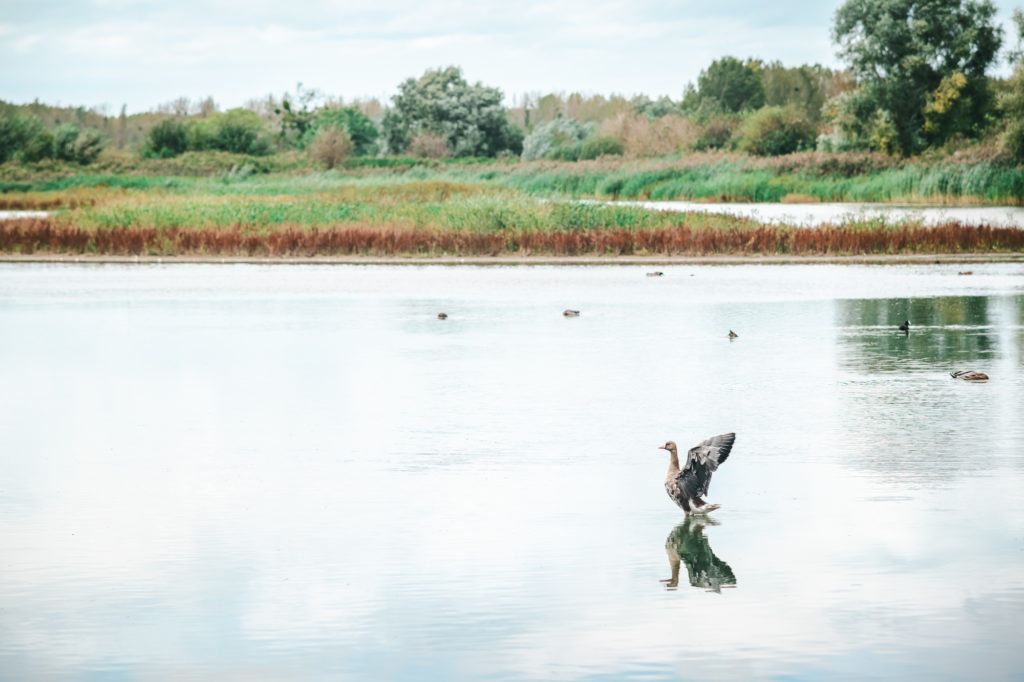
[657,445,666,450]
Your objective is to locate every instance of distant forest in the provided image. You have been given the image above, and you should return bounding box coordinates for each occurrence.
[2,0,1023,167]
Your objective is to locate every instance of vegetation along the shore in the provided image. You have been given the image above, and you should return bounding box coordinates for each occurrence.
[2,0,1023,257]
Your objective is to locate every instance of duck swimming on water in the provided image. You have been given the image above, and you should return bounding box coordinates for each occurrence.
[951,370,989,381]
[898,320,910,333]
[563,309,581,317]
[659,433,736,515]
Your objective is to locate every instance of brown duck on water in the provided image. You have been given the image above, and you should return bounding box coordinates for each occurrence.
[659,433,736,515]
[951,370,989,381]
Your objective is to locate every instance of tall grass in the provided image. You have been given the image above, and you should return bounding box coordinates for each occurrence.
[3,217,1021,257]
[482,159,1024,204]
[4,153,1021,204]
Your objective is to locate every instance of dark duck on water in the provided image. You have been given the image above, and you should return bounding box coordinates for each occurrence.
[659,433,736,515]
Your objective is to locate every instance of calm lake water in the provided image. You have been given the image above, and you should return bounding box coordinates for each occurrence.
[1,262,1022,680]
[610,201,1024,228]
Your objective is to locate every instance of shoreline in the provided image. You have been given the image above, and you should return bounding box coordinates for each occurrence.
[3,253,1022,266]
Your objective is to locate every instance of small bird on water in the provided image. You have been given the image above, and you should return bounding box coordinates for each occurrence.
[563,309,580,317]
[659,433,736,515]
[898,320,910,333]
[647,271,664,277]
[437,312,448,320]
[728,330,738,339]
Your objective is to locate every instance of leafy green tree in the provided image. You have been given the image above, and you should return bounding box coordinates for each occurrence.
[275,84,320,146]
[382,66,523,157]
[305,107,378,156]
[1001,9,1024,162]
[833,0,1003,155]
[694,57,766,113]
[756,61,841,124]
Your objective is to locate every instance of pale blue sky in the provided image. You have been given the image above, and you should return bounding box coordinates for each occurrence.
[1,0,1020,114]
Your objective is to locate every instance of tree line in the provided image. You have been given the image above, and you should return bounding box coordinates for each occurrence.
[2,0,1023,167]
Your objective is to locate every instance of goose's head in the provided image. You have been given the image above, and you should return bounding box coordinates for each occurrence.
[658,441,678,455]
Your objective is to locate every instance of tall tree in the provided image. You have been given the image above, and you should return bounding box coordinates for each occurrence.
[694,57,765,113]
[382,66,523,157]
[832,0,1002,155]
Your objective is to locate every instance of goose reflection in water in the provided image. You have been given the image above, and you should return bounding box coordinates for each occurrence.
[661,517,737,593]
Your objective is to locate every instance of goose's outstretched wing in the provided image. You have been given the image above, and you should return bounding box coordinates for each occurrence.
[676,432,736,499]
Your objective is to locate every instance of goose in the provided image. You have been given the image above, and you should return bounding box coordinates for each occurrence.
[659,433,736,515]
[563,309,580,317]
[951,370,989,381]
[898,320,910,333]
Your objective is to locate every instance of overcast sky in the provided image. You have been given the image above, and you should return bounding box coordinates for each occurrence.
[1,0,1020,114]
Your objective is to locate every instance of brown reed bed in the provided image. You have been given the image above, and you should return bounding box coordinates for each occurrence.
[0,193,99,210]
[2,217,1022,258]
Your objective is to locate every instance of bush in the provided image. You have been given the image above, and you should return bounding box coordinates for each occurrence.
[308,127,353,169]
[53,124,80,162]
[693,116,736,151]
[1006,122,1024,164]
[187,109,271,156]
[600,112,699,157]
[521,118,594,161]
[21,129,55,162]
[579,135,625,160]
[738,106,816,156]
[408,131,450,158]
[74,131,105,164]
[304,107,378,156]
[144,119,189,158]
[0,109,43,163]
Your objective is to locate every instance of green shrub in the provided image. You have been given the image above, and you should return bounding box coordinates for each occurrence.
[145,119,189,158]
[21,129,54,162]
[738,106,816,156]
[53,124,80,162]
[186,109,271,156]
[521,118,594,161]
[579,135,625,160]
[693,116,735,151]
[1006,123,1024,164]
[303,107,379,156]
[0,109,43,163]
[74,131,105,164]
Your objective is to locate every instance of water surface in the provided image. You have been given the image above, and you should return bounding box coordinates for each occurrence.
[612,200,1024,228]
[1,263,1022,680]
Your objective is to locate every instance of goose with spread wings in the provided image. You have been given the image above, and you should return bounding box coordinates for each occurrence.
[659,433,736,514]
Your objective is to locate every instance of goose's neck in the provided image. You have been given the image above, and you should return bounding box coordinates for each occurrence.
[667,450,680,476]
